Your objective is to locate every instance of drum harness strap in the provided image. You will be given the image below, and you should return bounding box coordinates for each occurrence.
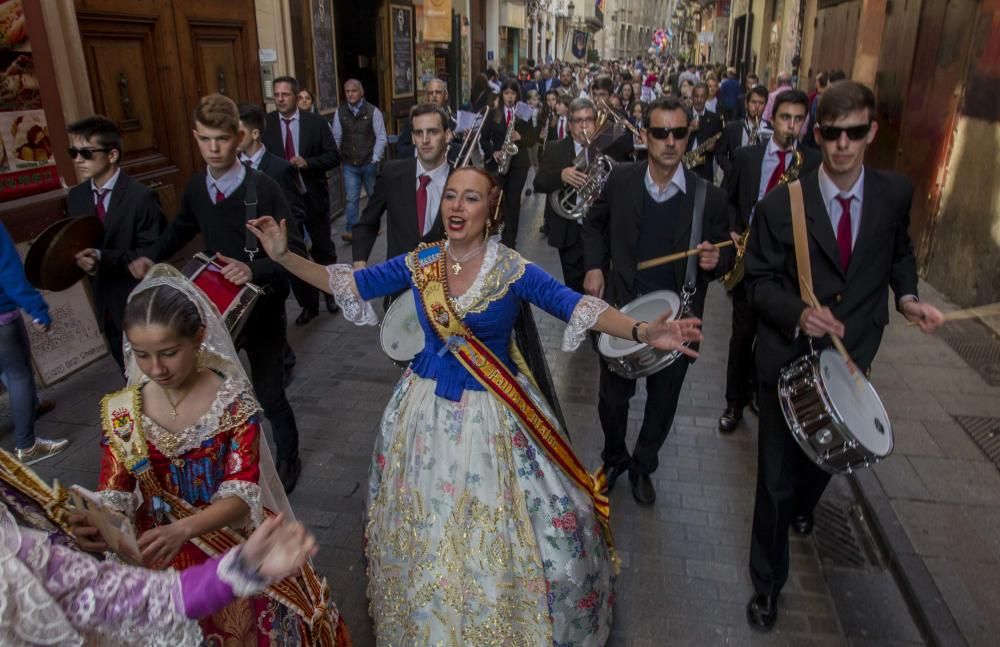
[787,180,813,302]
[678,175,708,308]
[243,169,259,262]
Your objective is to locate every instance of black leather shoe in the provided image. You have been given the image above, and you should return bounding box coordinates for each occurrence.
[792,513,814,536]
[746,593,778,631]
[295,307,319,326]
[277,457,302,494]
[602,463,628,493]
[324,294,340,315]
[629,470,656,505]
[718,406,743,433]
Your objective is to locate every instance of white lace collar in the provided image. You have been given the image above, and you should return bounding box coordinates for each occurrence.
[448,236,501,313]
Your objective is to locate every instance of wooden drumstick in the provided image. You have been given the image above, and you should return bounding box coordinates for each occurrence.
[800,282,863,385]
[905,302,1000,326]
[636,240,734,271]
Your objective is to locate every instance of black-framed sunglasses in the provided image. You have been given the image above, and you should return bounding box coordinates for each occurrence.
[646,126,689,141]
[816,123,871,141]
[68,147,112,160]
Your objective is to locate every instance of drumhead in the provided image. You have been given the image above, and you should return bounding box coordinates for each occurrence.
[819,350,893,457]
[598,291,680,358]
[380,290,425,362]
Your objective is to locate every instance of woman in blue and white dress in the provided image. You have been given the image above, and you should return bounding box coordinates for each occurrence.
[247,167,703,646]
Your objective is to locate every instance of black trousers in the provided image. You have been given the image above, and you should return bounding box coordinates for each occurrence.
[749,381,832,596]
[556,237,586,294]
[239,290,300,464]
[500,166,529,249]
[598,357,689,475]
[724,281,757,409]
[292,205,337,310]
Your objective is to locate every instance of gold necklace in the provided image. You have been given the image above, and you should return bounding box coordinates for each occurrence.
[446,242,485,275]
[162,383,194,421]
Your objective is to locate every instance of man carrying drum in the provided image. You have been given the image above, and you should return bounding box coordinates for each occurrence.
[743,80,944,631]
[582,96,733,505]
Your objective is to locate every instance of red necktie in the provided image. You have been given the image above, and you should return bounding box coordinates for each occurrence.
[416,174,431,235]
[558,118,565,139]
[765,149,788,194]
[836,195,854,271]
[215,186,226,204]
[93,189,109,221]
[283,117,296,161]
[506,108,512,127]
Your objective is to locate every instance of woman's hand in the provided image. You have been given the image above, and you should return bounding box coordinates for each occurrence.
[644,311,703,358]
[138,519,191,569]
[67,511,109,554]
[241,514,318,581]
[246,216,289,262]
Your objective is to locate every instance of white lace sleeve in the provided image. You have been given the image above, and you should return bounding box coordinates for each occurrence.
[562,295,609,351]
[217,547,269,598]
[326,264,378,325]
[98,489,139,519]
[211,480,262,531]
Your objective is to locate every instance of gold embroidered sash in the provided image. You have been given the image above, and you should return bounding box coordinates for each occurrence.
[408,242,615,548]
[100,387,339,644]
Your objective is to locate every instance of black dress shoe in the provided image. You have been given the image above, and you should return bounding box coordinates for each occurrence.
[295,307,319,326]
[602,463,628,493]
[629,470,656,505]
[324,294,340,315]
[746,592,778,631]
[277,456,302,494]
[792,513,814,536]
[718,406,743,433]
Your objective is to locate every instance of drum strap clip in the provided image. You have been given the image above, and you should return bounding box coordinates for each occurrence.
[243,169,260,263]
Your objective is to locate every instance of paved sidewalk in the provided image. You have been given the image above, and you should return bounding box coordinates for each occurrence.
[9,191,982,645]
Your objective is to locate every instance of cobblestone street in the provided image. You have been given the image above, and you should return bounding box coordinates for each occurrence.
[12,190,1000,646]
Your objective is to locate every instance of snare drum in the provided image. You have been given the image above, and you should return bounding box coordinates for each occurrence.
[598,290,687,379]
[379,290,424,367]
[181,252,263,343]
[778,349,893,474]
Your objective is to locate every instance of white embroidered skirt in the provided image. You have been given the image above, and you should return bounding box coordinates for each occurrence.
[365,371,615,646]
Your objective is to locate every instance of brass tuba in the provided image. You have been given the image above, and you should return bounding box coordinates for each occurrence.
[721,149,804,290]
[548,111,614,221]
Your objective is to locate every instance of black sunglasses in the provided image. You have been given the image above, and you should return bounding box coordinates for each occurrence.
[816,123,871,141]
[646,126,689,141]
[68,147,112,160]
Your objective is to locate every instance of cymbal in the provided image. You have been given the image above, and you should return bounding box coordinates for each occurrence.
[24,216,104,292]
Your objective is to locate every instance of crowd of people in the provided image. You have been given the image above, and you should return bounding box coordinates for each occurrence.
[0,51,946,645]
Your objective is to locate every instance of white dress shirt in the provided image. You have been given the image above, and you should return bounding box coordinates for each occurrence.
[206,160,246,203]
[757,138,796,202]
[705,97,718,113]
[416,158,449,236]
[91,168,121,211]
[644,163,686,203]
[817,165,864,251]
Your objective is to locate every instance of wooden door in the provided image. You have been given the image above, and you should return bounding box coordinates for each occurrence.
[471,0,486,76]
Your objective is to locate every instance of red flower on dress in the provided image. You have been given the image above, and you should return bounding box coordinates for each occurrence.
[577,590,598,610]
[560,512,578,533]
[376,454,386,470]
[512,431,528,448]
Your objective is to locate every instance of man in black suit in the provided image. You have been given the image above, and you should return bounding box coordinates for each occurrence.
[352,103,448,269]
[395,79,462,164]
[718,90,821,434]
[685,83,724,182]
[743,81,943,631]
[534,97,610,294]
[582,96,734,505]
[264,75,341,325]
[67,115,165,372]
[716,84,772,180]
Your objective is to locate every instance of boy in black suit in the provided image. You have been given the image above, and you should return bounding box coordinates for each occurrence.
[68,115,165,372]
[743,81,944,631]
[130,94,308,494]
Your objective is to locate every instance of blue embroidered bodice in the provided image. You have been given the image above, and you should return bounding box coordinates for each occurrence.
[353,242,583,401]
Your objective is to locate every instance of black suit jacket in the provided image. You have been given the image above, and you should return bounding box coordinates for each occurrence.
[351,157,447,263]
[262,110,340,216]
[726,144,821,232]
[582,161,734,316]
[716,119,773,179]
[67,173,165,329]
[685,110,724,180]
[256,150,307,228]
[533,135,582,250]
[745,168,919,384]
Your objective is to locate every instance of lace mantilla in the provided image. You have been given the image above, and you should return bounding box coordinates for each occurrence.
[327,264,378,325]
[97,489,138,518]
[142,377,260,458]
[562,295,609,351]
[211,480,262,530]
[217,547,269,598]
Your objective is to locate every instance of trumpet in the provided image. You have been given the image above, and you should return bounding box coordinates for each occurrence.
[453,106,489,168]
[496,112,519,175]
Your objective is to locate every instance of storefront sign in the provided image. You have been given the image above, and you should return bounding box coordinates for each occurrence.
[390,4,414,98]
[423,0,451,43]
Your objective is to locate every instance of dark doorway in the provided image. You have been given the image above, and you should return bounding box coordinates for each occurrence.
[333,0,380,107]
